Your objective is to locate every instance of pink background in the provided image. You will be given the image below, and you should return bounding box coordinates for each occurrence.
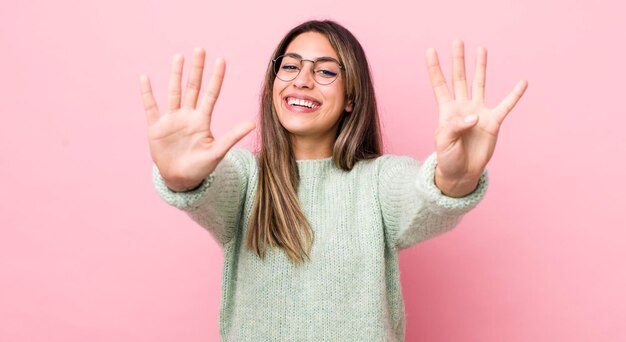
[1,0,624,341]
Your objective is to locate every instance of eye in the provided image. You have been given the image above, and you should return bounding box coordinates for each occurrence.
[281,64,300,72]
[317,69,338,78]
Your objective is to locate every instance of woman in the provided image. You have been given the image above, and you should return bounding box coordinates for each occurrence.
[139,20,526,342]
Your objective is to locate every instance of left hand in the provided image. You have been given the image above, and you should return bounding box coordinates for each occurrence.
[426,40,528,197]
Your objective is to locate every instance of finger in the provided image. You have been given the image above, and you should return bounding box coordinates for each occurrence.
[199,58,226,127]
[182,47,206,109]
[493,80,528,124]
[472,47,487,103]
[167,54,184,112]
[426,48,453,105]
[212,121,257,157]
[139,74,161,126]
[452,40,468,100]
[436,114,479,149]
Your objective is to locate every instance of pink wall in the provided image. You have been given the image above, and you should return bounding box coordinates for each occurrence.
[1,0,624,341]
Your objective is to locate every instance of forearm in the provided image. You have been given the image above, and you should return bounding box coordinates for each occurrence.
[151,148,252,245]
[379,154,488,250]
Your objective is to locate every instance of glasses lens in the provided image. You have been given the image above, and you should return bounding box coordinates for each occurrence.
[274,55,301,82]
[313,59,340,85]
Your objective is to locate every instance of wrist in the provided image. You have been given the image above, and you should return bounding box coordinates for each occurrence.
[434,167,481,198]
[163,178,204,193]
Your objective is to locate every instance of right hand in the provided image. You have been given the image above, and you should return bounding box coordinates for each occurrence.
[139,47,256,192]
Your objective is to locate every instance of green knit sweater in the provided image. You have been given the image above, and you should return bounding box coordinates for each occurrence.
[152,148,488,342]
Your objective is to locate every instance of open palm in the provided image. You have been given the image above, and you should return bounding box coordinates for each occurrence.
[426,40,528,197]
[139,48,255,192]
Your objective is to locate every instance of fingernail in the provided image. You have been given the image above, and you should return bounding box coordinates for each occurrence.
[464,115,477,123]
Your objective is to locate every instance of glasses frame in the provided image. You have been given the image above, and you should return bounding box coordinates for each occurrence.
[272,53,344,85]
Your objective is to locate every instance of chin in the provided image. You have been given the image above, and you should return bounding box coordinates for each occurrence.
[279,120,314,136]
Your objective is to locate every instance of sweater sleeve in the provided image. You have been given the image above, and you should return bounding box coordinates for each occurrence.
[151,148,253,246]
[378,152,488,250]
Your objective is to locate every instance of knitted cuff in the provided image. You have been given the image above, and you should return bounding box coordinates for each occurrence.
[416,153,489,215]
[152,165,215,211]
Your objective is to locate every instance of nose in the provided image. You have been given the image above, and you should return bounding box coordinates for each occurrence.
[293,60,315,88]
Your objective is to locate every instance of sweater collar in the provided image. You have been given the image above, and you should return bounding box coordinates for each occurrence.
[296,157,335,178]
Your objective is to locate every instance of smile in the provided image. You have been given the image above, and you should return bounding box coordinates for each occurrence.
[286,96,320,109]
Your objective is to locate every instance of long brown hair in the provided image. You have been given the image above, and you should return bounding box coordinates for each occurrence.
[246,20,383,264]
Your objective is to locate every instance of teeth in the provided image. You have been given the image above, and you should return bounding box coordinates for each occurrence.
[287,97,319,109]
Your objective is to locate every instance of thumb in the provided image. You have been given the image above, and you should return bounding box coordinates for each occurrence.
[213,120,257,157]
[436,114,478,147]
[456,114,479,132]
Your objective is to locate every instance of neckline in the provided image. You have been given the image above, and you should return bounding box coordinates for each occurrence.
[295,156,335,178]
[295,156,333,162]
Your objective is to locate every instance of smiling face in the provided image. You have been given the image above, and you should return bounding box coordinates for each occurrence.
[272,31,353,145]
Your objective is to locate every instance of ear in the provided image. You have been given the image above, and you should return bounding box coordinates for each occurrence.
[344,100,353,113]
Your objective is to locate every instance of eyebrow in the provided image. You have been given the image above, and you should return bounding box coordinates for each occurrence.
[284,52,340,63]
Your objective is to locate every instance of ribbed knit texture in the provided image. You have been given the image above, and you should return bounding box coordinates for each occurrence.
[152,148,488,342]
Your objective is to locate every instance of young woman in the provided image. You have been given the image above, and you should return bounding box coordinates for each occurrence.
[139,20,526,342]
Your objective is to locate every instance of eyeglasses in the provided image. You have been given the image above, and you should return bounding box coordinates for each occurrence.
[272,53,343,85]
